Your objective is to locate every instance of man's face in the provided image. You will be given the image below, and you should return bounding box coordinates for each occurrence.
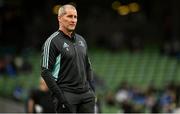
[59,8,77,32]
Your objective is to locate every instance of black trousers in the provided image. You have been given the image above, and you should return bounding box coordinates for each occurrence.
[54,90,95,113]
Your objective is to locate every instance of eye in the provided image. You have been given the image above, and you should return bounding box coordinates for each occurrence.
[67,15,77,19]
[74,15,77,19]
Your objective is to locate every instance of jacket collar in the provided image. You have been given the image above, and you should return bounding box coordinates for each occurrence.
[58,30,76,41]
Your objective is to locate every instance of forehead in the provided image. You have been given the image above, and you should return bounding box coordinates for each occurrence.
[64,8,77,15]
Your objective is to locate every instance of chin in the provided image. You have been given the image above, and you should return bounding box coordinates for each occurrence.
[68,28,75,32]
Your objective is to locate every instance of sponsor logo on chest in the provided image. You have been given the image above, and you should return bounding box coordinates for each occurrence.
[63,42,69,51]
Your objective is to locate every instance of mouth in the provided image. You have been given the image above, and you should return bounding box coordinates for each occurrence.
[70,24,76,26]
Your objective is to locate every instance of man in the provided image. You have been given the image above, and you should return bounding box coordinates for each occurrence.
[26,77,55,113]
[41,4,95,113]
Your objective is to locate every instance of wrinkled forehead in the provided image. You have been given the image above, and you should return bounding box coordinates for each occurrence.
[64,7,77,15]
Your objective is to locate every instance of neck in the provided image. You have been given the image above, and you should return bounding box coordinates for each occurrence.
[59,28,73,38]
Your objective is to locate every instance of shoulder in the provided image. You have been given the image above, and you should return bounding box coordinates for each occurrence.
[45,31,60,43]
[29,89,40,98]
[75,33,86,43]
[42,31,62,49]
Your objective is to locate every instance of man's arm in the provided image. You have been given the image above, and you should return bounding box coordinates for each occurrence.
[41,38,67,103]
[86,55,95,92]
[27,90,35,113]
[41,68,66,103]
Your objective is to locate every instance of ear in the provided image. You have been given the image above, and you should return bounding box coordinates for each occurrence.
[58,16,61,22]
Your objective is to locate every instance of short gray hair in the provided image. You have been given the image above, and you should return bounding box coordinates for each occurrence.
[58,4,76,16]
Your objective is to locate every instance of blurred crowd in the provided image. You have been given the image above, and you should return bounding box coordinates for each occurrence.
[0,53,32,77]
[104,81,180,113]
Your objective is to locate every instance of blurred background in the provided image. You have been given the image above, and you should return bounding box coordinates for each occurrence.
[0,0,180,113]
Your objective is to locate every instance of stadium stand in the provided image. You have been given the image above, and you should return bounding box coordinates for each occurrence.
[0,47,180,112]
[90,48,180,91]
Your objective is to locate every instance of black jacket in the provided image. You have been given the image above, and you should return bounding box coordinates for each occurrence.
[41,30,93,102]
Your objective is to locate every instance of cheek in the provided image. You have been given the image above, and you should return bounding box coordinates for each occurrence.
[64,20,71,25]
[61,21,68,27]
[61,19,68,24]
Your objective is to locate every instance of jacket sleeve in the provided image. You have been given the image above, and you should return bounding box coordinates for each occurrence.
[41,38,67,103]
[86,54,95,92]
